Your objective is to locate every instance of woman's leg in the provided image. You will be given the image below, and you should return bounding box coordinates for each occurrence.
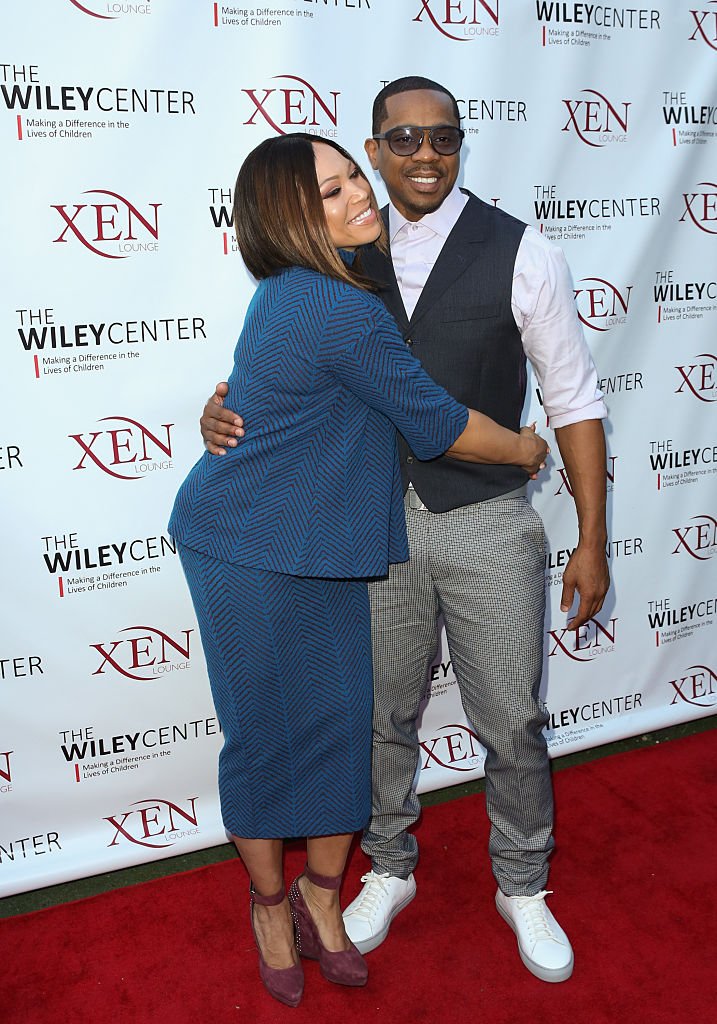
[299,832,355,951]
[232,835,297,969]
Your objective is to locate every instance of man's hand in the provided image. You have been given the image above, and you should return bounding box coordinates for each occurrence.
[200,381,244,455]
[560,542,609,631]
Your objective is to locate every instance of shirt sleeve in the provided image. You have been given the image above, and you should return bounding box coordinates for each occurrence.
[512,227,607,429]
[320,293,468,460]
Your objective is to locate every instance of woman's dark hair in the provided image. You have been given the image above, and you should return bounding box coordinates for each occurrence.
[232,133,386,291]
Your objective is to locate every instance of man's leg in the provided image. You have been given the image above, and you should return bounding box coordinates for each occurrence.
[431,497,573,982]
[343,504,440,952]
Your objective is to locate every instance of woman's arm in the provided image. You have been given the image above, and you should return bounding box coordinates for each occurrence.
[198,385,548,476]
[448,413,548,476]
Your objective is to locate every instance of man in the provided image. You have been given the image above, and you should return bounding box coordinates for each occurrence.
[200,77,609,984]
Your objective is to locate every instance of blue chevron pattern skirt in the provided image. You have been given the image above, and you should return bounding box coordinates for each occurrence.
[179,544,373,838]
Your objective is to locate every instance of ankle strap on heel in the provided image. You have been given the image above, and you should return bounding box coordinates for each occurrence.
[251,884,286,906]
[304,865,342,890]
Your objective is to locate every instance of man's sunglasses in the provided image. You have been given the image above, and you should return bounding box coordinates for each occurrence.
[372,124,465,157]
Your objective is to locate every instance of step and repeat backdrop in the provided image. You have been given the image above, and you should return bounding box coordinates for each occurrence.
[2,1,716,897]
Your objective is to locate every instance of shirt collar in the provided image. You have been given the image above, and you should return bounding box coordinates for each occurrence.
[388,184,467,243]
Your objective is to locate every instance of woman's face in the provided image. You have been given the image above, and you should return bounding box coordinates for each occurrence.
[312,142,381,251]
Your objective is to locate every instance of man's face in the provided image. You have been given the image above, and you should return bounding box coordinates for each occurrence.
[364,89,461,222]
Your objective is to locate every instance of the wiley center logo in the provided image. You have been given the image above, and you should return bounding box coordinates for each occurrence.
[413,0,499,39]
[680,182,717,234]
[52,190,161,258]
[574,277,632,331]
[562,89,630,146]
[69,416,173,479]
[90,626,194,681]
[242,75,339,135]
[104,797,199,848]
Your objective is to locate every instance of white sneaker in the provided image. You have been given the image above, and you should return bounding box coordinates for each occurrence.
[495,889,574,983]
[342,871,417,953]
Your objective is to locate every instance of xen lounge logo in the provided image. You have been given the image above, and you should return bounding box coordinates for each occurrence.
[675,354,717,402]
[90,626,194,681]
[413,0,499,40]
[554,457,616,496]
[0,751,13,793]
[420,724,485,772]
[574,277,632,331]
[562,90,630,146]
[547,616,617,662]
[672,515,717,560]
[668,665,717,708]
[104,796,200,848]
[680,182,717,234]
[242,75,339,137]
[68,0,151,18]
[52,190,161,258]
[69,416,173,479]
[689,2,717,50]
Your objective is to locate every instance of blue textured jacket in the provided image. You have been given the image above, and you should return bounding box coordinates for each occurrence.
[169,265,467,578]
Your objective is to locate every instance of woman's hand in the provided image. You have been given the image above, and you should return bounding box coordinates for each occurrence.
[200,381,245,455]
[518,423,549,478]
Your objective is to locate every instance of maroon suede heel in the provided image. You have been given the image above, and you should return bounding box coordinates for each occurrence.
[288,866,368,987]
[250,885,304,1007]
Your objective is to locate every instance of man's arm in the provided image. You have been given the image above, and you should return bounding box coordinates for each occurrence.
[553,418,609,631]
[200,382,244,455]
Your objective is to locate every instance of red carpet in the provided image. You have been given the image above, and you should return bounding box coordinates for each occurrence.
[3,730,714,1024]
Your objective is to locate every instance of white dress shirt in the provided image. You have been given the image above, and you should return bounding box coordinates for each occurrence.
[388,186,606,429]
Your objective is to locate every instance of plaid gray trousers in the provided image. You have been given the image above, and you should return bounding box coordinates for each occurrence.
[363,494,554,896]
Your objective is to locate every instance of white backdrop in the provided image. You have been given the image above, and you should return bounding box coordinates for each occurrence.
[2,0,716,898]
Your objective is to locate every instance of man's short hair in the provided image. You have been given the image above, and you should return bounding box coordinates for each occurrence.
[372,77,461,135]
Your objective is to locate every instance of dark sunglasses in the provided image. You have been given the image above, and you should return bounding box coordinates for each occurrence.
[372,124,465,157]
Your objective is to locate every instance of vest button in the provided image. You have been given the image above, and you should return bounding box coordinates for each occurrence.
[406,456,414,464]
[406,337,413,347]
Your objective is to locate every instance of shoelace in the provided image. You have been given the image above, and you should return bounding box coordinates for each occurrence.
[347,871,392,922]
[511,890,558,943]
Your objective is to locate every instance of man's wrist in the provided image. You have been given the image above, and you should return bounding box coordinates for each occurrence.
[576,530,607,551]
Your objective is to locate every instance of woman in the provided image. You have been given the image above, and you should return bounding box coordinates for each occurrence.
[169,133,547,1008]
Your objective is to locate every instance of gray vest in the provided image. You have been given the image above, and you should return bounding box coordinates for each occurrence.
[360,191,528,513]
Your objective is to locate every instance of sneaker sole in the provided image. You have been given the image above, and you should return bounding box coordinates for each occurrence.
[495,895,574,984]
[350,886,417,955]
